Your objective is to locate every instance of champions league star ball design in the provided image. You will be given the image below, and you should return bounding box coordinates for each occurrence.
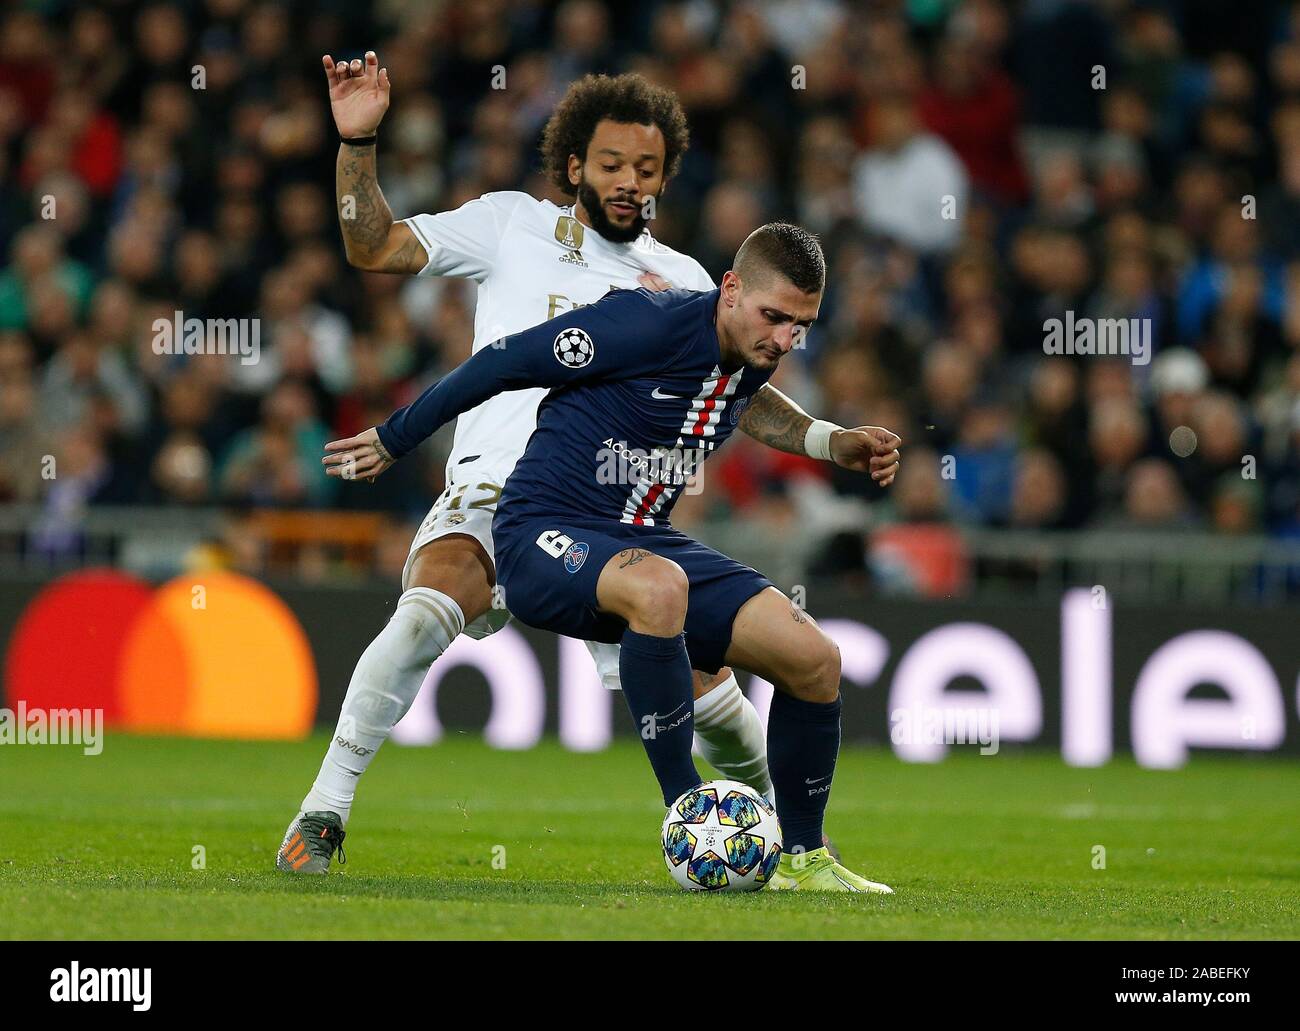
[661,780,782,892]
[553,326,595,367]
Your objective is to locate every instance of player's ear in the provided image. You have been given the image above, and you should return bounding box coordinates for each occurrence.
[567,154,582,188]
[720,270,741,305]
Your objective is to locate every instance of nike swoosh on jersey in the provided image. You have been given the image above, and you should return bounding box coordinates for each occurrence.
[651,387,687,400]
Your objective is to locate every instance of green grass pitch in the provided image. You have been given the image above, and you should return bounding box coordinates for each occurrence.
[0,735,1296,939]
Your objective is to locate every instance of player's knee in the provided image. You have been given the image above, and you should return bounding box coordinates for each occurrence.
[642,559,688,616]
[788,632,840,703]
[407,540,493,621]
[630,559,688,630]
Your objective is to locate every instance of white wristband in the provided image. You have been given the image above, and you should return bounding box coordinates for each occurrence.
[803,420,840,461]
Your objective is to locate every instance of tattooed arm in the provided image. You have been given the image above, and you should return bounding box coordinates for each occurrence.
[335,144,426,272]
[323,50,428,274]
[737,383,816,454]
[739,383,903,486]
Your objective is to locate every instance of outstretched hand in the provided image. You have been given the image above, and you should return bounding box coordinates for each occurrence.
[829,426,902,486]
[323,427,394,482]
[322,50,390,140]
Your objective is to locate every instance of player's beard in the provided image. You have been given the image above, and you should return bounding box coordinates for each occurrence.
[577,179,648,244]
[744,353,781,373]
[743,341,784,373]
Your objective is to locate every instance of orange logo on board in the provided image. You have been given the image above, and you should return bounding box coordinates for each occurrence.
[4,569,317,739]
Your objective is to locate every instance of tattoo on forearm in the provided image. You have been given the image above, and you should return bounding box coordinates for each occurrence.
[791,606,808,624]
[338,146,393,259]
[737,385,814,455]
[618,549,652,569]
[371,435,393,464]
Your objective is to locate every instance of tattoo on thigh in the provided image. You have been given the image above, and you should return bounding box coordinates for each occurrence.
[618,548,652,569]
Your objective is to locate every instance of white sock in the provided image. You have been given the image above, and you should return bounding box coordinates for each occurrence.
[693,673,773,799]
[300,587,464,826]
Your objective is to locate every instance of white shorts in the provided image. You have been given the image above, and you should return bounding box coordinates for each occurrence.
[402,471,512,640]
[402,467,625,679]
[586,640,623,691]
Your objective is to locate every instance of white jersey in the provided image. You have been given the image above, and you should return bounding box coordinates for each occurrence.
[401,192,715,484]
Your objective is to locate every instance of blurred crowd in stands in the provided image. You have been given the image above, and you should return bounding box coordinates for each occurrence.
[3,0,1300,588]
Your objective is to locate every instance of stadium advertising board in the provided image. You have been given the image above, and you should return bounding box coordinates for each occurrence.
[2,574,1296,765]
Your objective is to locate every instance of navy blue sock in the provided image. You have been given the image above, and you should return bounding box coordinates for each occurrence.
[767,691,842,853]
[619,628,702,805]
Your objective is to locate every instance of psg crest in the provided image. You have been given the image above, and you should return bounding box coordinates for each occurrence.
[563,541,589,573]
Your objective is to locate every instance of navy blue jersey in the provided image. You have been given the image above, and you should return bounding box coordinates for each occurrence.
[377,287,772,527]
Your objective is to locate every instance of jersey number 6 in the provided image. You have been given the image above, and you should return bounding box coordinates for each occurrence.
[535,529,574,557]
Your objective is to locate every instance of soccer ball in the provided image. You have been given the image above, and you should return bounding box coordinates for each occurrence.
[661,780,782,892]
[553,326,594,367]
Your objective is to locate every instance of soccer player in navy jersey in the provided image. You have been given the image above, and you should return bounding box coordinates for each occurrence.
[325,223,901,891]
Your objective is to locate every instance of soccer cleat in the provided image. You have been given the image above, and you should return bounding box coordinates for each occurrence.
[760,790,840,861]
[766,846,893,893]
[821,833,842,862]
[276,811,347,874]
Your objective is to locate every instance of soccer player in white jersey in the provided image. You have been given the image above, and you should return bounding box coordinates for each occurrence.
[277,53,901,873]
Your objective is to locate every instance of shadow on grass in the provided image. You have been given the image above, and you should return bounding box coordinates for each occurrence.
[10,865,898,910]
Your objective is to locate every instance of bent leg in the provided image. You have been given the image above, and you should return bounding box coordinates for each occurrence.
[582,641,732,698]
[691,669,772,797]
[298,535,492,824]
[584,644,772,798]
[596,548,702,804]
[725,587,842,852]
[725,587,841,704]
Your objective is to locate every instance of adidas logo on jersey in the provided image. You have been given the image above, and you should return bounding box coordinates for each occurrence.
[558,248,588,268]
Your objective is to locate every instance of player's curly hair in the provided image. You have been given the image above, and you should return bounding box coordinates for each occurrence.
[540,73,689,197]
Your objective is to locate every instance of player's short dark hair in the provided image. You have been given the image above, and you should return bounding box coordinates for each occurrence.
[734,222,826,294]
[540,73,689,197]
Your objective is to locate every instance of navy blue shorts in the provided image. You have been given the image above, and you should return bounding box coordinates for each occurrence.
[493,511,773,674]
